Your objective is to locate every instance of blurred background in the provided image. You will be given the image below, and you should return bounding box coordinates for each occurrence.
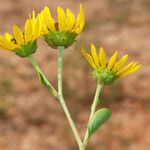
[0,0,149,149]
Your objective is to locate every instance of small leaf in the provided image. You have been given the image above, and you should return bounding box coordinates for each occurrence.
[37,72,48,87]
[37,71,59,98]
[88,108,112,136]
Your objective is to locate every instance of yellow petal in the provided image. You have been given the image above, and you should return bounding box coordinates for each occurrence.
[81,47,96,68]
[32,10,36,21]
[99,47,107,67]
[13,25,24,45]
[24,19,33,42]
[112,55,128,72]
[57,6,67,31]
[116,61,135,76]
[0,36,9,49]
[66,9,75,31]
[91,43,100,68]
[43,24,49,34]
[107,51,118,70]
[29,10,38,35]
[35,14,43,38]
[0,36,19,50]
[119,65,141,77]
[43,7,56,31]
[5,33,12,41]
[131,62,138,68]
[72,4,85,34]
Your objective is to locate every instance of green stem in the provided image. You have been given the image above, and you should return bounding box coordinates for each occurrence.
[28,55,59,98]
[57,46,84,150]
[83,83,103,147]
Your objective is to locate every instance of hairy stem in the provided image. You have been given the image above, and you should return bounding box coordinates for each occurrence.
[57,46,84,150]
[83,83,103,147]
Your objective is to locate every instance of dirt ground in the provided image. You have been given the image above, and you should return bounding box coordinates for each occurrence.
[0,0,150,150]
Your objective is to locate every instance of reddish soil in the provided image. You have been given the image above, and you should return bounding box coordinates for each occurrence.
[0,0,149,150]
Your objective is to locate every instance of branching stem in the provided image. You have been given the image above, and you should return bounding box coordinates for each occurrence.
[57,46,84,150]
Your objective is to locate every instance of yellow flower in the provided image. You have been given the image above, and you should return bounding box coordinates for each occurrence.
[82,44,141,85]
[41,4,85,48]
[0,11,43,57]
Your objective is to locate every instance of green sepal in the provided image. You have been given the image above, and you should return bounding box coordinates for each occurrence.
[93,68,117,85]
[44,31,77,49]
[88,108,112,136]
[15,40,37,58]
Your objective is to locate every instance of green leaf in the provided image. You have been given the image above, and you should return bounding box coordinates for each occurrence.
[88,108,112,136]
[37,71,48,87]
[37,71,59,98]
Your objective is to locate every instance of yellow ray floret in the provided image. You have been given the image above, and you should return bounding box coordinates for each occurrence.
[81,44,141,78]
[42,4,85,34]
[43,7,56,32]
[0,11,43,51]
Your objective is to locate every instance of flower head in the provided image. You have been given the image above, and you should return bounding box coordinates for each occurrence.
[0,11,43,57]
[41,4,85,48]
[82,44,141,85]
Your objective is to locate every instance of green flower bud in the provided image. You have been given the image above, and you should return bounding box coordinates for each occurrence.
[15,40,37,58]
[44,31,77,49]
[93,68,117,85]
